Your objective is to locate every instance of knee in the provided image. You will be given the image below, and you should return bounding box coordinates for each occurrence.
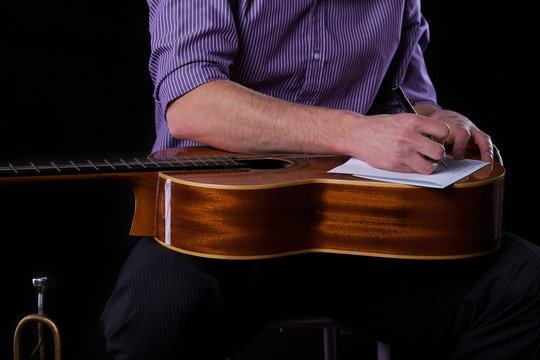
[487,234,540,324]
[100,275,229,359]
[502,233,540,295]
[100,239,230,359]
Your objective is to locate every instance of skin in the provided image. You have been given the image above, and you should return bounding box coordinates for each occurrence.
[166,79,495,175]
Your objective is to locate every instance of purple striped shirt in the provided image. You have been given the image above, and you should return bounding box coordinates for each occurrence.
[147,0,438,152]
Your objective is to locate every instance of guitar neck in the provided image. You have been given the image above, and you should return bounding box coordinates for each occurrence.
[0,156,247,178]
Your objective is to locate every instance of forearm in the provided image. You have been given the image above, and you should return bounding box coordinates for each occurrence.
[166,80,354,155]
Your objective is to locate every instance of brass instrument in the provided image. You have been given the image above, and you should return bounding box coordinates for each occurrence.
[13,277,61,360]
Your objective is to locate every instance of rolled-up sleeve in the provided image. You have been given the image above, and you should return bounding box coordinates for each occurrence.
[147,0,238,115]
[369,0,439,114]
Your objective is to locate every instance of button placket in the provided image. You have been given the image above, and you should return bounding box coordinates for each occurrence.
[298,0,326,104]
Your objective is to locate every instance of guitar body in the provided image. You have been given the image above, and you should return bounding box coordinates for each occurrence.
[150,147,505,260]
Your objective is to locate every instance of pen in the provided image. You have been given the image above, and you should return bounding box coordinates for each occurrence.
[391,84,448,169]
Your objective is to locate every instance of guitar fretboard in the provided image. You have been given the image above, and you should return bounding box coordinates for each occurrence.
[0,156,246,177]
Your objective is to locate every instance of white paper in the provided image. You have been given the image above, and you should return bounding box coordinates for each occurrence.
[328,156,489,188]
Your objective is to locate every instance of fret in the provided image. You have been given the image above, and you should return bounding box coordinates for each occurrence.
[103,159,116,170]
[209,158,226,167]
[69,161,81,172]
[213,158,227,166]
[0,163,19,176]
[90,160,107,170]
[163,159,176,167]
[118,159,133,169]
[147,158,163,168]
[182,158,199,168]
[134,158,148,168]
[50,162,62,173]
[163,158,178,167]
[197,159,210,167]
[30,162,41,173]
[86,160,99,171]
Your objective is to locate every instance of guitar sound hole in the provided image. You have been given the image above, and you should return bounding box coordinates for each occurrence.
[240,158,291,170]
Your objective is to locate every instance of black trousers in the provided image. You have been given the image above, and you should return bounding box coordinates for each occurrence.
[100,232,540,359]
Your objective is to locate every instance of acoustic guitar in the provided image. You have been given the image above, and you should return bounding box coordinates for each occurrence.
[0,146,505,260]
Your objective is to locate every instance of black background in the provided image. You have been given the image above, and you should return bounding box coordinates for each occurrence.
[1,2,537,359]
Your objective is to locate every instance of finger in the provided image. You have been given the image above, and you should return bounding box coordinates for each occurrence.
[406,152,439,175]
[450,127,471,160]
[493,145,503,165]
[471,129,494,162]
[414,135,446,163]
[419,118,450,141]
[472,161,494,180]
[365,149,434,174]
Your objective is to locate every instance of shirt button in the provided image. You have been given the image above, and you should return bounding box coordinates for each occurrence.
[313,52,321,60]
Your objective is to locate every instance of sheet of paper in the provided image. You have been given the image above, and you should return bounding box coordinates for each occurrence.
[328,156,489,188]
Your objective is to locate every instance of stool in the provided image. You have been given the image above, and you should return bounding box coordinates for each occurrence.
[227,316,390,359]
